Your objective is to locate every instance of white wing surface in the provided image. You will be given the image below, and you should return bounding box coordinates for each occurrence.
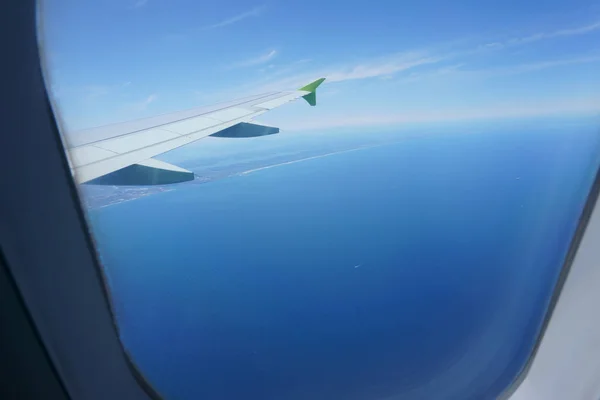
[66,78,325,185]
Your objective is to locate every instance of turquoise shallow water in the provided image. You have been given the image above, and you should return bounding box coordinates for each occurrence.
[89,127,600,400]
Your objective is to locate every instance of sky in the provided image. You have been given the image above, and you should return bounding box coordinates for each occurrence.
[40,0,600,135]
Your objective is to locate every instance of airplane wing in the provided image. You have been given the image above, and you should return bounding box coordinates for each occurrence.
[65,78,326,185]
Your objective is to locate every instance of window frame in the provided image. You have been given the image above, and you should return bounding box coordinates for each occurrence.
[1,1,160,398]
[1,0,599,398]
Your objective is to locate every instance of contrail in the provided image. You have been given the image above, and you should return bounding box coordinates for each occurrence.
[239,142,395,176]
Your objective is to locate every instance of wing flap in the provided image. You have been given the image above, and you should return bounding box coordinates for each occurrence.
[87,158,195,186]
[210,122,279,138]
[73,120,237,184]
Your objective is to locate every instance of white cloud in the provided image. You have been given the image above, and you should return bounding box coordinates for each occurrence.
[229,49,277,69]
[482,55,600,75]
[219,51,443,96]
[51,81,132,101]
[88,81,132,99]
[293,59,312,65]
[396,54,600,84]
[503,21,600,47]
[468,21,600,53]
[83,85,112,99]
[132,0,148,9]
[218,25,599,93]
[204,5,264,30]
[404,55,600,83]
[481,42,504,50]
[277,98,600,131]
[395,63,465,84]
[192,18,600,112]
[326,53,442,82]
[161,6,266,42]
[127,94,158,112]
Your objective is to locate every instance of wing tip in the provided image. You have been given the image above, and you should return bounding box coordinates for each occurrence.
[299,78,326,106]
[298,78,326,92]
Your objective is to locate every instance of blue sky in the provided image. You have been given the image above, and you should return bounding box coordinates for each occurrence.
[41,0,600,134]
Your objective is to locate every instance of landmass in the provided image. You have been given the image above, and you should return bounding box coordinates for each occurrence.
[80,136,397,210]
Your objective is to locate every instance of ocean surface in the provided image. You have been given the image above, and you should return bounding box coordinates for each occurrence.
[87,124,600,400]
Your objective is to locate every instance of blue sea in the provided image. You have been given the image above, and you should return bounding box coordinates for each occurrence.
[87,121,600,400]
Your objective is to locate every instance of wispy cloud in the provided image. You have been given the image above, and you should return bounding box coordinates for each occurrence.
[401,54,600,84]
[515,20,600,44]
[219,51,443,96]
[127,94,158,112]
[309,21,600,86]
[161,6,266,42]
[293,59,312,65]
[258,64,277,72]
[51,81,131,100]
[395,63,465,84]
[327,53,442,82]
[190,17,600,117]
[229,49,277,69]
[204,5,264,30]
[84,81,131,99]
[482,55,600,75]
[131,0,148,9]
[480,20,600,49]
[277,97,600,131]
[83,85,112,99]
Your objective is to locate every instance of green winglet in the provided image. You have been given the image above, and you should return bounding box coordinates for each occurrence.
[298,78,326,106]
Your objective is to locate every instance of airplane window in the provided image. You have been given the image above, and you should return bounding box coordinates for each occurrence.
[39,0,600,399]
